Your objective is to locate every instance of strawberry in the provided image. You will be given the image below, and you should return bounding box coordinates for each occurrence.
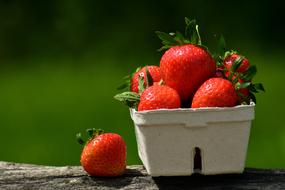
[156,18,216,103]
[138,85,180,111]
[160,44,216,102]
[237,78,249,96]
[77,129,126,177]
[191,78,238,108]
[131,66,161,93]
[115,66,165,110]
[213,36,265,104]
[224,53,250,73]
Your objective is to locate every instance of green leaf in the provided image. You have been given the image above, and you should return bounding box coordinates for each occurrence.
[86,128,95,138]
[117,67,142,91]
[184,17,192,25]
[195,25,202,45]
[86,128,104,139]
[117,75,130,90]
[253,83,265,92]
[174,31,185,45]
[236,82,251,90]
[185,18,196,40]
[114,92,140,108]
[76,133,85,145]
[117,82,129,90]
[155,31,177,45]
[183,17,201,45]
[230,56,243,73]
[114,92,140,102]
[145,66,153,87]
[249,84,258,93]
[249,92,257,103]
[156,31,179,51]
[138,76,145,94]
[157,45,172,52]
[135,67,142,73]
[157,17,204,50]
[224,50,237,59]
[242,65,257,81]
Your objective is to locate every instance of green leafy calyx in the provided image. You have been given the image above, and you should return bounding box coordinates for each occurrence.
[114,91,140,109]
[214,36,265,104]
[76,128,105,146]
[156,17,203,51]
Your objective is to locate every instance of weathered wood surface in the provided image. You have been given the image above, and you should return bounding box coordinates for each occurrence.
[1,161,285,190]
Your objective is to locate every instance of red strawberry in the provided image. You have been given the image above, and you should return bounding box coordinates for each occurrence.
[220,53,252,103]
[157,19,216,103]
[160,45,216,102]
[77,129,126,177]
[191,78,238,108]
[237,78,250,96]
[131,66,161,93]
[138,85,180,111]
[224,53,250,73]
[239,87,249,98]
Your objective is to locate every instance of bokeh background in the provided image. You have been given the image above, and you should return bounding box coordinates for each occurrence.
[0,0,284,167]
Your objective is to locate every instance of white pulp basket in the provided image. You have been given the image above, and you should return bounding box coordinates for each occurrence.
[130,102,255,176]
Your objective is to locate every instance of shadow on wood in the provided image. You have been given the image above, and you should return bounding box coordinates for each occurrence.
[153,170,285,190]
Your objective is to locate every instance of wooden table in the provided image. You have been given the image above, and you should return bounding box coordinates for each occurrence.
[1,161,284,189]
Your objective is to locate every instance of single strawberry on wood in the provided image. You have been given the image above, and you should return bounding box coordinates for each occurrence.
[77,129,126,177]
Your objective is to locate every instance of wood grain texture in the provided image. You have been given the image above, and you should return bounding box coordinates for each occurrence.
[1,161,285,190]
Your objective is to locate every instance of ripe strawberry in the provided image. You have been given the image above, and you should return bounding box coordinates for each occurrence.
[138,85,180,111]
[191,78,238,108]
[156,18,216,103]
[160,44,216,102]
[131,66,161,93]
[224,53,250,73]
[239,88,249,98]
[77,129,126,177]
[213,36,265,104]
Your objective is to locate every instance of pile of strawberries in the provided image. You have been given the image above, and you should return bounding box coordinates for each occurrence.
[115,18,264,111]
[76,18,265,178]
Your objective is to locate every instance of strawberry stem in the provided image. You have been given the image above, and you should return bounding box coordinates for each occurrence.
[195,25,202,45]
[86,128,104,138]
[76,128,105,146]
[156,17,205,51]
[86,128,95,138]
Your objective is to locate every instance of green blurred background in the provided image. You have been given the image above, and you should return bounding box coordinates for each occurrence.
[0,0,284,167]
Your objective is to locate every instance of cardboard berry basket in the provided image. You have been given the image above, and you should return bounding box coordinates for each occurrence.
[130,102,255,176]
